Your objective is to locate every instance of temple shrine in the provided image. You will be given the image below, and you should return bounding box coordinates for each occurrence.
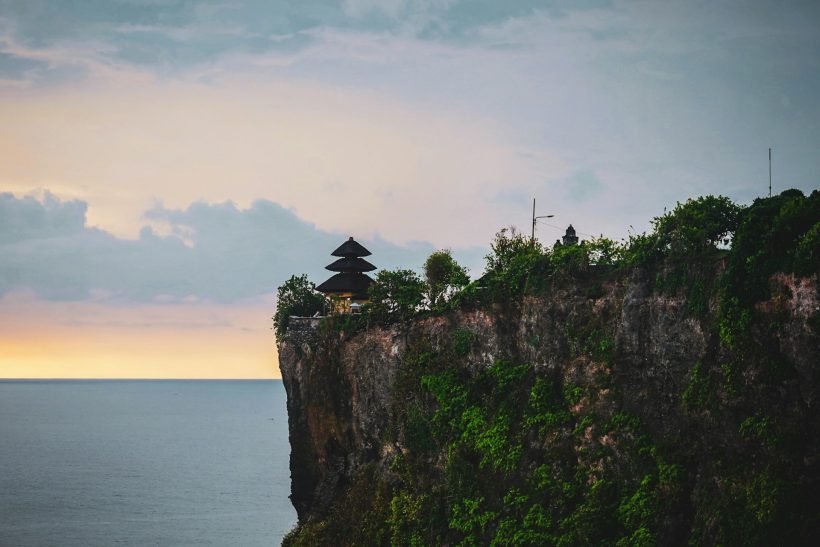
[315,237,376,313]
[562,225,579,246]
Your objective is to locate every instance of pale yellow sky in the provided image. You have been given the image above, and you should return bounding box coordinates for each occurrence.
[0,291,279,379]
[0,76,561,247]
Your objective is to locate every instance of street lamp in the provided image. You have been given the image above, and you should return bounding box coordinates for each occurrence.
[531,198,554,242]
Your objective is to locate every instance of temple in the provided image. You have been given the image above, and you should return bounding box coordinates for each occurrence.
[315,237,376,313]
[562,225,579,246]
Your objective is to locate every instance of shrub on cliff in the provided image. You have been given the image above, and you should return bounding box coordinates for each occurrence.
[795,221,820,276]
[273,274,327,338]
[483,227,549,297]
[653,195,741,257]
[367,268,426,323]
[424,250,470,309]
[617,195,741,304]
[621,195,742,268]
[725,189,820,304]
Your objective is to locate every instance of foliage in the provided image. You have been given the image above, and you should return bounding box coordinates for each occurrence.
[485,226,538,273]
[318,311,366,338]
[614,195,744,319]
[681,361,713,410]
[453,329,475,357]
[548,236,623,276]
[310,350,678,547]
[367,268,426,323]
[549,241,589,277]
[389,492,428,547]
[584,236,625,267]
[424,249,470,308]
[652,195,741,259]
[273,274,327,338]
[794,221,820,276]
[689,189,820,545]
[483,227,549,297]
[724,189,820,305]
[448,280,493,310]
[616,195,741,270]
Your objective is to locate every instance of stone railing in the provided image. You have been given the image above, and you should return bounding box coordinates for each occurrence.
[283,316,325,345]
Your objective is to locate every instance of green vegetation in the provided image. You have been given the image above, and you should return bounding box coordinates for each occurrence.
[725,189,820,304]
[281,190,819,545]
[484,227,547,294]
[286,350,681,546]
[424,249,470,309]
[367,269,427,323]
[452,329,475,357]
[277,191,818,335]
[651,195,741,258]
[273,274,328,338]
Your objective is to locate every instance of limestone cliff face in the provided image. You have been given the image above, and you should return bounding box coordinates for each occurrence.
[279,269,819,544]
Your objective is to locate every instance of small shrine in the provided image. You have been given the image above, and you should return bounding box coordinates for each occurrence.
[315,237,376,313]
[562,225,579,246]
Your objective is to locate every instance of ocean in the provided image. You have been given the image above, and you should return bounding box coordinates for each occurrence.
[0,380,297,546]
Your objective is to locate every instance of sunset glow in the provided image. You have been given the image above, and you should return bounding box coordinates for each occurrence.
[0,292,277,378]
[1,1,817,378]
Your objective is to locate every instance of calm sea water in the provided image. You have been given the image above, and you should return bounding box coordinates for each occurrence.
[0,380,296,546]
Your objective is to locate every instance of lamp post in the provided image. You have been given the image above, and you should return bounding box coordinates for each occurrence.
[531,198,554,243]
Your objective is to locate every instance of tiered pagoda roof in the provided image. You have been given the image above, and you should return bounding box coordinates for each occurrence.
[331,238,372,257]
[325,256,376,273]
[316,237,375,301]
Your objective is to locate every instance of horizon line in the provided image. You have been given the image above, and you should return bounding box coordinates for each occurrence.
[0,377,282,381]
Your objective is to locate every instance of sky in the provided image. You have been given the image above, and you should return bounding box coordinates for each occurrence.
[1,0,818,378]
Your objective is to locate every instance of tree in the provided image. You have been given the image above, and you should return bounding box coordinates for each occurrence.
[367,269,426,322]
[273,274,327,338]
[585,236,624,267]
[794,221,820,277]
[651,195,742,258]
[424,250,470,308]
[725,189,820,302]
[485,227,540,273]
[483,227,547,296]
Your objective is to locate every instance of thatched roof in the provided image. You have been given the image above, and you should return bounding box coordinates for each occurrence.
[315,272,374,295]
[325,256,376,272]
[331,237,372,257]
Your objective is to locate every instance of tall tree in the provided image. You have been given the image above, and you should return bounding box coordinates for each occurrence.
[652,195,741,258]
[424,250,470,308]
[367,269,426,322]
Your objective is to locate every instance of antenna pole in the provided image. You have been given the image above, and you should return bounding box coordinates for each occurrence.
[768,148,772,198]
[531,198,536,241]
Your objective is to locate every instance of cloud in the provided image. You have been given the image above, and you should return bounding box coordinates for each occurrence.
[0,73,561,248]
[0,191,86,243]
[0,1,627,84]
[1,1,817,251]
[0,192,485,303]
[0,48,46,81]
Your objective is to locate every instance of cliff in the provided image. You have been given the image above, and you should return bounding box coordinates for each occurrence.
[276,184,820,546]
[279,266,820,545]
